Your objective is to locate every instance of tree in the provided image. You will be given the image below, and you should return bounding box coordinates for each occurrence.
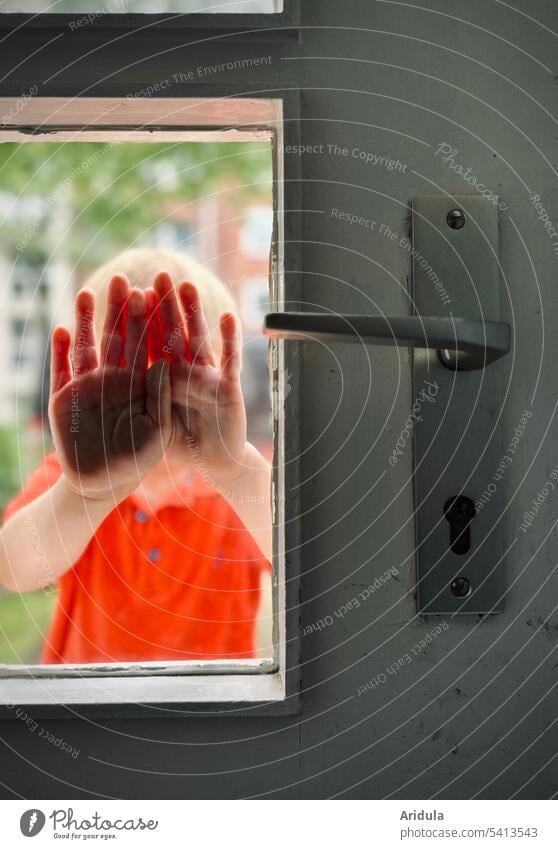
[0,140,272,271]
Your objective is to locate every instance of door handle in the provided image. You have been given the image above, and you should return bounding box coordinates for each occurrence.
[264,312,511,370]
[266,196,510,614]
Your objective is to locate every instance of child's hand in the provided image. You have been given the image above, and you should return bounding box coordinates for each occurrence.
[49,275,172,503]
[150,273,248,486]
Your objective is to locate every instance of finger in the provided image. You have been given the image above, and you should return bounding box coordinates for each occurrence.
[145,288,161,365]
[220,312,241,381]
[145,359,171,438]
[178,282,215,365]
[146,287,168,365]
[153,272,188,361]
[124,288,147,373]
[50,326,72,393]
[100,274,129,366]
[73,289,98,375]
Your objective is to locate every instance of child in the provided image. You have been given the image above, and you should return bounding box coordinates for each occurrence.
[0,249,272,663]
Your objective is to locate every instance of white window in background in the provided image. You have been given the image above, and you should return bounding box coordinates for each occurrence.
[240,206,274,260]
[0,193,43,225]
[10,318,42,367]
[11,265,34,299]
[0,0,283,12]
[9,263,47,301]
[154,220,195,253]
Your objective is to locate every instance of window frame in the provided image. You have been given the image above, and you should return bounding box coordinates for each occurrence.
[0,1,299,32]
[0,90,302,717]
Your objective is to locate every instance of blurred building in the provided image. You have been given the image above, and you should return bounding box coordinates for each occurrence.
[0,192,72,426]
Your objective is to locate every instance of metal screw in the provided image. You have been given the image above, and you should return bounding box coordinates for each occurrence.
[451,576,471,597]
[447,208,466,230]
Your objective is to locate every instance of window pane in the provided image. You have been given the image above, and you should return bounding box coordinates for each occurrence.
[0,0,282,12]
[0,137,274,666]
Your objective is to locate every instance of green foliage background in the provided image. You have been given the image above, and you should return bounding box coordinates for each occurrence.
[0,140,272,271]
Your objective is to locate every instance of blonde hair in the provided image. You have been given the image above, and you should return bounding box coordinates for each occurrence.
[83,247,238,357]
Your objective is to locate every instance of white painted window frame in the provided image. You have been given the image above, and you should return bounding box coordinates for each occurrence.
[0,95,301,715]
[0,0,298,31]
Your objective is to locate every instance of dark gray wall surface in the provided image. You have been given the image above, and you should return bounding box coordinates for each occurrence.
[0,0,556,799]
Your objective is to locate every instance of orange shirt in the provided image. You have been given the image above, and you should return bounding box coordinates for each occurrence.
[4,453,270,664]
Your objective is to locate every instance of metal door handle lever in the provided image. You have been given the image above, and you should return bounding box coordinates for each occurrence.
[264,313,511,370]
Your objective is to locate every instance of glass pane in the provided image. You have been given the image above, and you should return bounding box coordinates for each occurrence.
[0,137,274,665]
[0,0,282,12]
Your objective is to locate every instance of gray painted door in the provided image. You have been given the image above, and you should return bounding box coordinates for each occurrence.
[0,0,556,799]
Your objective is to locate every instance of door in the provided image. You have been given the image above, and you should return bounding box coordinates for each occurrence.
[0,0,556,800]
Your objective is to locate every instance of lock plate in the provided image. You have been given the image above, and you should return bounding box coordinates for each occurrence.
[412,195,506,614]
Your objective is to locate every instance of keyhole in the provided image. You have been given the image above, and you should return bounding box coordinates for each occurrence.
[444,495,476,555]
